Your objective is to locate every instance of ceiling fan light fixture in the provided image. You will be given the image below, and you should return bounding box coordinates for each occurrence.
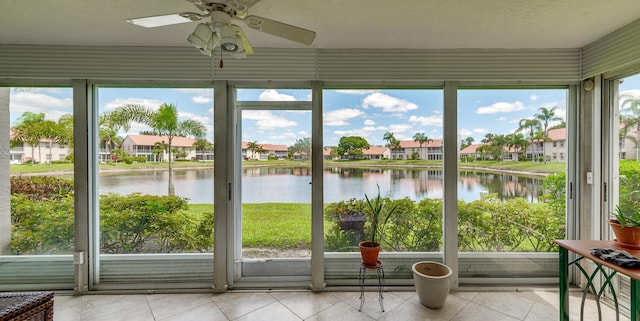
[219,24,240,52]
[187,23,213,50]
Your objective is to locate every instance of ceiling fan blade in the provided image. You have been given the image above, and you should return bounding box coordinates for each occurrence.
[244,15,316,45]
[126,13,197,28]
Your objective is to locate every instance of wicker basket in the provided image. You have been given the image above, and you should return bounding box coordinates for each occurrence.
[0,292,54,321]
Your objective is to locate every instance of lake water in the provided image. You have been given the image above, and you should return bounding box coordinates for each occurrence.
[99,167,545,204]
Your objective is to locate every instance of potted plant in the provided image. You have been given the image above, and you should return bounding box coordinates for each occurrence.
[359,185,396,266]
[610,205,640,246]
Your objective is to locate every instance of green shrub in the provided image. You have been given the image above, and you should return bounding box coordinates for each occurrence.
[10,176,74,246]
[10,176,74,201]
[99,193,195,253]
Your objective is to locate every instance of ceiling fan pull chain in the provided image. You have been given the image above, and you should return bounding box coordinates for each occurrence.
[219,46,224,68]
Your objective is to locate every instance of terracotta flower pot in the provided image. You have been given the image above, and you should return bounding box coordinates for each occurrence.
[359,241,381,266]
[609,219,640,245]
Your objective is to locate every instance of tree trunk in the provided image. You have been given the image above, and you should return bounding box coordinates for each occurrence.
[167,137,175,196]
[0,88,11,254]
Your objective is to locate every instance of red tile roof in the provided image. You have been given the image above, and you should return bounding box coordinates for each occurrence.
[363,146,389,155]
[126,134,205,147]
[399,139,442,148]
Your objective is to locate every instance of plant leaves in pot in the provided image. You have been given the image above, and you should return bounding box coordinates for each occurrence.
[359,185,397,266]
[610,205,640,247]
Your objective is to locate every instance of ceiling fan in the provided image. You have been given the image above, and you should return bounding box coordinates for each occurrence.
[126,0,316,58]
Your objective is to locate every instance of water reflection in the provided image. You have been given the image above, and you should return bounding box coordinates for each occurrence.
[99,167,545,204]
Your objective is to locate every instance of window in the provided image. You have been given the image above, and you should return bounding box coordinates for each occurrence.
[95,86,214,289]
[323,88,444,285]
[1,86,75,290]
[458,88,567,281]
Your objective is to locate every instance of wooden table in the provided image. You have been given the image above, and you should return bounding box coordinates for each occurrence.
[555,240,640,321]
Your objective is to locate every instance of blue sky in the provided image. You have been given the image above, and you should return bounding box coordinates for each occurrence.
[8,75,640,148]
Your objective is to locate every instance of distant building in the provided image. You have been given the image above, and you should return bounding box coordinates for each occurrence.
[459,144,484,160]
[391,139,443,160]
[362,146,390,160]
[9,129,72,164]
[121,134,212,162]
[241,142,288,160]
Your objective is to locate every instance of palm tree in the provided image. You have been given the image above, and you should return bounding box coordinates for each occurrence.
[111,103,206,195]
[57,114,74,150]
[490,134,507,160]
[506,133,527,162]
[12,112,46,165]
[152,141,168,162]
[99,112,129,164]
[246,141,262,160]
[460,137,475,150]
[517,118,541,161]
[383,132,400,159]
[534,106,563,164]
[413,132,433,159]
[193,138,213,161]
[41,119,60,165]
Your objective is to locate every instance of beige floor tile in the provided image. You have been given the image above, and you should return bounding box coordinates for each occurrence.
[472,291,537,320]
[387,291,416,300]
[81,295,154,321]
[306,301,376,321]
[232,301,302,321]
[451,301,521,321]
[268,291,296,301]
[355,291,407,319]
[53,295,82,321]
[212,292,276,320]
[146,293,215,320]
[408,290,471,320]
[158,302,229,321]
[277,291,340,319]
[378,301,448,321]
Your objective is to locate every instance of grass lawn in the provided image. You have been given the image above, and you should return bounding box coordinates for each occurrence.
[187,203,314,250]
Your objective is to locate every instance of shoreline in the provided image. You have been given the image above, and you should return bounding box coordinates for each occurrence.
[11,161,553,178]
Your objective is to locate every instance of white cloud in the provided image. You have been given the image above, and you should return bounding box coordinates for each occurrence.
[336,90,378,95]
[10,92,73,114]
[389,124,413,133]
[476,101,525,114]
[408,114,443,126]
[333,129,371,139]
[243,110,297,130]
[323,108,365,126]
[192,96,212,104]
[362,126,387,132]
[473,128,489,134]
[459,129,472,136]
[497,116,507,121]
[362,93,418,112]
[259,89,297,101]
[103,98,163,112]
[530,94,539,101]
[178,111,210,125]
[364,119,376,126]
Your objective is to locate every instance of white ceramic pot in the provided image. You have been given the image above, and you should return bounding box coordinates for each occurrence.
[411,261,452,309]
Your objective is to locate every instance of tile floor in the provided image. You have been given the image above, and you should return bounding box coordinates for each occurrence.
[52,289,627,321]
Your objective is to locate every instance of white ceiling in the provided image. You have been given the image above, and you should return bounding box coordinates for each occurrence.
[2,0,640,50]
